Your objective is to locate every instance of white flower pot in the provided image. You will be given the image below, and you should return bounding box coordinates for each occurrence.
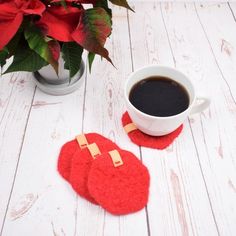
[32,56,85,96]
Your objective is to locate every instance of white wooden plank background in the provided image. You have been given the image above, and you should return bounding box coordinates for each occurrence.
[1,2,236,236]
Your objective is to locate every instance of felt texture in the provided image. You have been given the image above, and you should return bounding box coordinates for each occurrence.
[57,133,113,181]
[87,149,150,215]
[70,140,120,204]
[122,112,183,149]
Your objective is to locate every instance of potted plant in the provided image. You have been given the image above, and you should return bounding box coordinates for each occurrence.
[0,0,132,95]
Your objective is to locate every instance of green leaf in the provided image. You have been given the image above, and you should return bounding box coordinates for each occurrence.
[95,0,112,16]
[0,48,9,68]
[62,42,83,80]
[72,8,112,64]
[0,30,23,69]
[88,52,95,73]
[48,40,60,62]
[109,0,134,11]
[24,24,58,74]
[7,30,23,56]
[4,47,48,74]
[60,0,66,7]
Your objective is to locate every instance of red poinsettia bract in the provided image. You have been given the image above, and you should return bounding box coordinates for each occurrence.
[0,0,45,50]
[37,5,83,42]
[50,0,97,4]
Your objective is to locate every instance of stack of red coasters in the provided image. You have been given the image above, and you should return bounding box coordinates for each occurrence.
[57,133,113,181]
[57,133,150,215]
[122,111,183,149]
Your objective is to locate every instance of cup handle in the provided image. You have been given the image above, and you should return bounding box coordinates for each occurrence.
[190,96,211,115]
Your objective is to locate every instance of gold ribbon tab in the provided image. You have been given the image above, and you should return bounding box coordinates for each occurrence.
[124,123,137,134]
[109,150,123,167]
[87,143,101,159]
[76,134,89,149]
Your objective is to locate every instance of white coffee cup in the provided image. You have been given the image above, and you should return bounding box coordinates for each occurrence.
[124,65,211,136]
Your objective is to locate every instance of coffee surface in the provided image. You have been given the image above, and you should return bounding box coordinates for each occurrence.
[129,76,189,117]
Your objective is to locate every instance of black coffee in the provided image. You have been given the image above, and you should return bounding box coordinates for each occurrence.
[129,76,189,117]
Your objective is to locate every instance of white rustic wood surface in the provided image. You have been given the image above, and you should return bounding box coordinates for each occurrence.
[1,2,236,236]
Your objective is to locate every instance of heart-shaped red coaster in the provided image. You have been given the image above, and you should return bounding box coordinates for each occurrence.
[57,133,114,181]
[87,149,150,215]
[122,112,183,149]
[70,141,119,204]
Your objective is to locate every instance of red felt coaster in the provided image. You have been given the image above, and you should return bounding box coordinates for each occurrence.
[70,141,120,204]
[122,112,183,149]
[87,149,150,215]
[57,133,113,181]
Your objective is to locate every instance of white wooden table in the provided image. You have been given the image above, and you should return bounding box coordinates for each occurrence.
[1,2,236,236]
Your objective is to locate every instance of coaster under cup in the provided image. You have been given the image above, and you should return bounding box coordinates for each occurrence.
[122,112,183,149]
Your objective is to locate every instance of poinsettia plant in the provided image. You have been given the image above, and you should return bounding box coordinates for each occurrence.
[0,0,132,78]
